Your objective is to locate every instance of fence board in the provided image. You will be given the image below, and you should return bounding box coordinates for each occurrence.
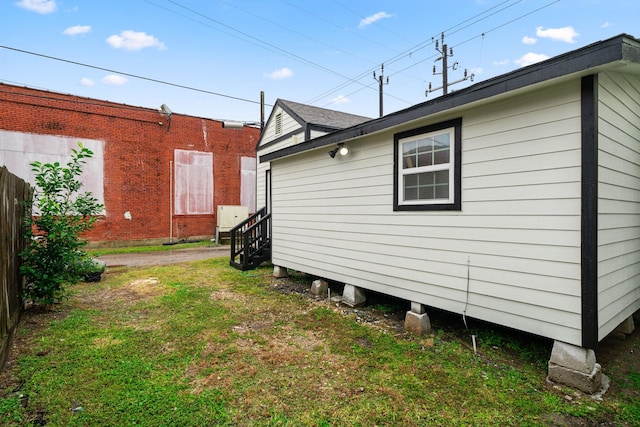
[0,166,32,370]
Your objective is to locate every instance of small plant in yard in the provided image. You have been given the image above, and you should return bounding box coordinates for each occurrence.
[20,142,104,306]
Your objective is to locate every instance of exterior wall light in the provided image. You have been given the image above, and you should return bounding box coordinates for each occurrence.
[329,143,349,158]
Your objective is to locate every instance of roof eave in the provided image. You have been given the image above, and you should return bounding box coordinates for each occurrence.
[261,34,640,163]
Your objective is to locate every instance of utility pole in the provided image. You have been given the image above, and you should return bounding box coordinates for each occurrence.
[426,33,474,97]
[373,63,389,117]
[260,90,265,133]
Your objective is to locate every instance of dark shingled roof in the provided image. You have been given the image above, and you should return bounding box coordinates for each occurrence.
[278,99,371,130]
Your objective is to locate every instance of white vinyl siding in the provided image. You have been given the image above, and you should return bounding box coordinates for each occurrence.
[597,72,640,340]
[256,105,307,211]
[257,103,339,211]
[271,81,585,345]
[258,106,301,148]
[257,131,304,210]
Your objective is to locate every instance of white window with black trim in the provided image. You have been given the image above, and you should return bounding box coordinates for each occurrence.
[394,118,461,211]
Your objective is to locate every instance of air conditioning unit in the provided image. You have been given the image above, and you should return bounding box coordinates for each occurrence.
[215,205,249,244]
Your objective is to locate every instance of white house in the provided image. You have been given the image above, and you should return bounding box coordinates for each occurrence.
[256,34,640,392]
[256,99,371,211]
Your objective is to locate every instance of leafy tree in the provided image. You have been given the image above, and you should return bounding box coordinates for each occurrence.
[20,143,104,306]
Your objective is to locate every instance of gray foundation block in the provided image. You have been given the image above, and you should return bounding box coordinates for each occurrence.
[549,341,596,374]
[548,341,603,394]
[548,363,602,395]
[615,316,635,335]
[342,284,366,307]
[273,266,289,278]
[310,279,328,296]
[404,311,431,335]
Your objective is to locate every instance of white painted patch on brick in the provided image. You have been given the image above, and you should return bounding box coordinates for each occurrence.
[0,130,105,211]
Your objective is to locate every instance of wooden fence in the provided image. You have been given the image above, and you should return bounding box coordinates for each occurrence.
[0,166,32,369]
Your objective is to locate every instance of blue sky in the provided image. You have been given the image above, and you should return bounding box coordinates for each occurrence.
[1,0,639,123]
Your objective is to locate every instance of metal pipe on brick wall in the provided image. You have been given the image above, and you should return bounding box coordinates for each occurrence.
[169,160,173,243]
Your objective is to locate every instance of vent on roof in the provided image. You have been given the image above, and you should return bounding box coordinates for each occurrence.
[275,113,282,135]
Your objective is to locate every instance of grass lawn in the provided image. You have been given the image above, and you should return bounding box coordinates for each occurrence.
[0,257,638,426]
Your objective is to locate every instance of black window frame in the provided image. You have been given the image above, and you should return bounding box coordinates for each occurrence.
[393,118,462,211]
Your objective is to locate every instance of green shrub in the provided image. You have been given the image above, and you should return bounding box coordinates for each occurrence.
[20,143,104,306]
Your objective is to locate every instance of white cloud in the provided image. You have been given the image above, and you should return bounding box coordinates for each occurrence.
[515,52,550,67]
[331,95,349,105]
[493,59,509,66]
[358,11,393,29]
[106,30,166,51]
[535,26,579,43]
[601,21,613,29]
[522,36,537,45]
[267,67,293,80]
[80,78,95,86]
[15,0,56,14]
[101,75,128,85]
[63,25,91,36]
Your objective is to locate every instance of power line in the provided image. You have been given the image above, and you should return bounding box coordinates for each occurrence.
[280,0,401,54]
[306,0,519,106]
[0,44,268,107]
[164,1,371,87]
[2,0,562,120]
[218,0,376,68]
[318,0,559,109]
[148,0,532,112]
[329,0,415,44]
[142,0,385,103]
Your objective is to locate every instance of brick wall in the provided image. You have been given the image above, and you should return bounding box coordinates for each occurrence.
[0,83,260,247]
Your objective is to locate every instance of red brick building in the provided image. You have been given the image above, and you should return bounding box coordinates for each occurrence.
[0,83,259,247]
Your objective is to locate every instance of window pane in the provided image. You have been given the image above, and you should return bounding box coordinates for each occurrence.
[435,184,449,199]
[403,156,415,169]
[433,149,450,164]
[416,138,430,167]
[417,152,432,167]
[403,140,417,155]
[434,133,450,150]
[435,170,449,183]
[404,174,417,186]
[404,171,450,202]
[403,140,417,169]
[404,187,418,201]
[418,186,434,200]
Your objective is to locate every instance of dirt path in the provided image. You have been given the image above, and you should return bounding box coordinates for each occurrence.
[97,246,230,267]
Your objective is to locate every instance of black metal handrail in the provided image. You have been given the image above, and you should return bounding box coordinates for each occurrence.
[229,207,271,270]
